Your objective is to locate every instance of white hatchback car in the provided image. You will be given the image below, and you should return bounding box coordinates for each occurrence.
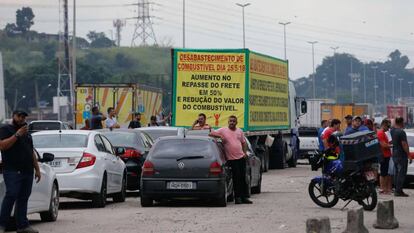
[404,131,414,185]
[0,150,59,222]
[32,130,127,208]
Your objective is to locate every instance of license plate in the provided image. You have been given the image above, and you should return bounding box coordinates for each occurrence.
[364,171,376,181]
[167,182,195,190]
[48,160,62,168]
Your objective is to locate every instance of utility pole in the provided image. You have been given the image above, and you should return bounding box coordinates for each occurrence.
[35,80,40,120]
[113,19,126,47]
[363,63,366,103]
[390,74,396,104]
[308,41,318,98]
[409,81,413,97]
[182,0,185,48]
[399,78,404,99]
[130,0,158,46]
[330,46,339,102]
[71,0,76,123]
[371,65,378,106]
[236,3,250,48]
[380,70,387,111]
[279,21,291,60]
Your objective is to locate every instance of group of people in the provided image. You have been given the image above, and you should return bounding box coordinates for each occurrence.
[80,106,171,130]
[317,115,412,197]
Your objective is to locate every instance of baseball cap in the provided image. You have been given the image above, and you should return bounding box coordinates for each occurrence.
[352,116,362,121]
[12,110,28,117]
[345,115,353,119]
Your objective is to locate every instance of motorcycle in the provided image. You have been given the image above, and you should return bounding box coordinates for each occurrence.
[308,150,378,211]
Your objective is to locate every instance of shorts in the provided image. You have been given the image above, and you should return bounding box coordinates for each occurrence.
[380,157,390,176]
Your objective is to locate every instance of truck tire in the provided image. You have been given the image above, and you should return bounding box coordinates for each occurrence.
[287,148,297,168]
[269,140,286,170]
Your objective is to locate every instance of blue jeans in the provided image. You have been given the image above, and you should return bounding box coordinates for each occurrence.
[0,171,33,230]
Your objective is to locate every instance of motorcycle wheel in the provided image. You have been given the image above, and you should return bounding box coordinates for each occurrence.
[358,184,377,211]
[308,180,339,208]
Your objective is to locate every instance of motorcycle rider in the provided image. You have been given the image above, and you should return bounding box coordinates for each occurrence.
[322,119,341,155]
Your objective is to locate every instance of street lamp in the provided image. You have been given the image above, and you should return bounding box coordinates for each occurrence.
[308,41,318,98]
[236,3,251,48]
[409,81,413,97]
[279,21,291,61]
[398,78,404,100]
[350,73,361,103]
[380,70,387,110]
[371,66,378,106]
[390,74,396,104]
[330,46,339,102]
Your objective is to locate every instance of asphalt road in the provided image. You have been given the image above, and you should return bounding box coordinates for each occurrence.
[28,163,414,233]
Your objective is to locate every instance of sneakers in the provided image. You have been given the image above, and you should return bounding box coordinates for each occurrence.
[394,191,409,197]
[235,197,253,204]
[17,226,39,233]
[235,198,242,204]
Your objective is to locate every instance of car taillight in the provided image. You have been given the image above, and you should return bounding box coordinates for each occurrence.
[76,153,96,169]
[142,161,155,176]
[209,161,222,176]
[122,149,141,159]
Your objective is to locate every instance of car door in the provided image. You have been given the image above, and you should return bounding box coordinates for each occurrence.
[139,132,153,158]
[28,150,51,212]
[94,135,113,191]
[100,135,123,193]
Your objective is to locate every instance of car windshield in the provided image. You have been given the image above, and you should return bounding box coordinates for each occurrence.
[142,129,179,140]
[151,139,215,159]
[102,132,144,150]
[33,134,88,148]
[29,122,61,131]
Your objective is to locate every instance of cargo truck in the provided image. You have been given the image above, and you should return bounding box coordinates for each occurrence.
[171,48,306,170]
[387,105,408,123]
[74,84,163,129]
[321,103,373,131]
[299,99,335,127]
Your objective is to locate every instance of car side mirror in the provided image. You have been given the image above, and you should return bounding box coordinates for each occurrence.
[301,100,307,114]
[115,147,125,156]
[40,153,55,163]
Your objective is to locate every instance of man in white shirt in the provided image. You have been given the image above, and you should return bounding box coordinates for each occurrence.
[105,107,120,129]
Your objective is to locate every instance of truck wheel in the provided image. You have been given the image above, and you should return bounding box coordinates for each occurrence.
[287,149,297,168]
[271,144,286,170]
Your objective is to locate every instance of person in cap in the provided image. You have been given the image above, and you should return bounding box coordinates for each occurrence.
[344,116,369,135]
[344,115,353,134]
[0,111,41,233]
[128,112,142,129]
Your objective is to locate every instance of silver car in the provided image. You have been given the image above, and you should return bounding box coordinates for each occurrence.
[32,130,127,208]
[0,150,59,222]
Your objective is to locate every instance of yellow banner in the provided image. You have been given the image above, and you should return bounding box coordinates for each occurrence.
[248,53,289,128]
[174,51,246,128]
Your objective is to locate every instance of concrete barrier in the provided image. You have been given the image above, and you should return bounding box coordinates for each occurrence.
[342,208,368,233]
[306,217,331,233]
[373,200,399,229]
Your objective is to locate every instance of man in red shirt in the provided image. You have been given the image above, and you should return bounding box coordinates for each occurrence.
[210,115,251,204]
[322,119,341,155]
[377,119,392,194]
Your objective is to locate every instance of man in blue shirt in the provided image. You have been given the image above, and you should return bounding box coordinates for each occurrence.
[344,115,353,134]
[344,116,369,135]
[318,120,328,152]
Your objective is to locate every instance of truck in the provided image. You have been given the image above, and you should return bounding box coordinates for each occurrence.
[321,103,373,131]
[387,105,408,124]
[171,48,306,170]
[299,99,335,127]
[74,84,163,129]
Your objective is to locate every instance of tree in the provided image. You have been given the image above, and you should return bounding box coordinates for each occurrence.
[87,31,114,48]
[4,23,18,36]
[16,7,35,34]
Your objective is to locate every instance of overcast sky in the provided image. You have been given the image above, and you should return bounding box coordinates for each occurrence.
[1,0,414,79]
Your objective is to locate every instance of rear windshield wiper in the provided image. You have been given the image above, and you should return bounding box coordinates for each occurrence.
[176,156,205,161]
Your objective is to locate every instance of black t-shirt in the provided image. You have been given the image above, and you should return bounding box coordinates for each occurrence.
[391,128,408,158]
[90,114,103,130]
[0,124,34,172]
[128,120,141,129]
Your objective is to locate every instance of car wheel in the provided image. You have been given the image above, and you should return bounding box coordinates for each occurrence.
[40,182,59,222]
[113,172,127,203]
[215,183,227,207]
[140,196,153,207]
[251,169,262,194]
[246,173,252,198]
[92,174,107,208]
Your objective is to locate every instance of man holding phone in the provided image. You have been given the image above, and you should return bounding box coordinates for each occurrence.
[0,110,41,233]
[191,113,211,130]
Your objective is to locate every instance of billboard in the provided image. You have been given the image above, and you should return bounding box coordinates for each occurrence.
[172,49,247,129]
[248,52,289,130]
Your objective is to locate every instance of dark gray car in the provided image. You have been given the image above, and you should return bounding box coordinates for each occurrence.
[140,135,233,207]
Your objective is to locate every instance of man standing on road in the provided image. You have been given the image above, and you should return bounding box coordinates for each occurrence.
[377,119,392,194]
[318,120,328,152]
[128,112,142,129]
[90,106,106,130]
[0,111,41,233]
[210,115,252,204]
[344,116,369,135]
[191,113,211,130]
[105,107,121,129]
[391,117,410,197]
[344,115,353,133]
